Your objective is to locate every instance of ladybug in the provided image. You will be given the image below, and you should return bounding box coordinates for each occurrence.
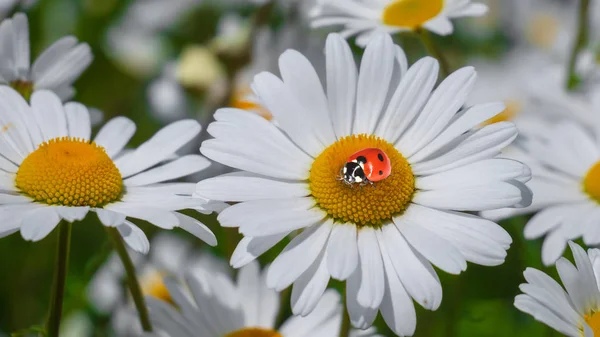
[339,148,391,186]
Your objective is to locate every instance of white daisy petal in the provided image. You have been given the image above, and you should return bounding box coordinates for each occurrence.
[31,36,78,78]
[353,33,395,135]
[218,198,324,236]
[20,206,61,241]
[124,155,210,186]
[514,295,580,337]
[267,220,332,291]
[116,220,149,254]
[64,102,91,140]
[231,233,289,268]
[356,227,385,309]
[173,212,217,246]
[346,267,378,329]
[395,211,467,275]
[95,209,126,227]
[196,175,309,202]
[400,66,477,157]
[55,206,89,222]
[325,33,358,138]
[201,108,312,180]
[105,205,179,229]
[422,16,453,35]
[12,13,30,73]
[93,116,136,158]
[291,249,331,316]
[413,181,523,211]
[380,224,442,310]
[30,90,68,141]
[117,119,201,178]
[278,50,336,146]
[33,43,92,90]
[326,223,359,281]
[375,57,439,144]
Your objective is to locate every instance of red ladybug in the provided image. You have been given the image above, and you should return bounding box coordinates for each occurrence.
[340,148,391,186]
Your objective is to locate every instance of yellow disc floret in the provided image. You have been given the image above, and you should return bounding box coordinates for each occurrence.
[482,99,522,126]
[16,137,122,207]
[584,311,600,336]
[225,328,282,337]
[309,134,415,228]
[584,161,600,204]
[382,0,444,29]
[140,271,173,305]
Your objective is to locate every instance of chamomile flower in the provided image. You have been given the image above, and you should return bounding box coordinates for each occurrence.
[147,261,379,337]
[515,242,600,337]
[89,233,227,336]
[0,13,92,101]
[310,0,488,46]
[482,95,600,266]
[195,33,530,335]
[0,87,217,253]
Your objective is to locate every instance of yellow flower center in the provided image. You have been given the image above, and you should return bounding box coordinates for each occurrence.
[482,100,521,126]
[230,87,273,120]
[225,328,282,337]
[382,0,444,29]
[527,13,559,49]
[309,134,415,228]
[584,311,600,336]
[15,137,123,207]
[584,161,600,203]
[10,80,34,101]
[140,271,173,305]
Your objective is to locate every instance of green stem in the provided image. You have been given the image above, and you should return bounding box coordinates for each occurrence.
[418,28,451,77]
[338,297,351,337]
[105,227,153,332]
[565,0,590,90]
[46,221,72,337]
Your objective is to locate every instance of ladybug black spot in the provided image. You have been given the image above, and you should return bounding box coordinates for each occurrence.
[356,156,367,164]
[377,153,384,162]
[379,170,383,175]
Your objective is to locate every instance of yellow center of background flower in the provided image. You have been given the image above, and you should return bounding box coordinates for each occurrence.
[309,134,415,228]
[483,99,521,126]
[140,271,173,305]
[230,87,273,120]
[584,311,600,336]
[225,328,282,337]
[527,13,559,49]
[584,161,600,203]
[10,80,34,101]
[16,137,122,207]
[382,0,444,29]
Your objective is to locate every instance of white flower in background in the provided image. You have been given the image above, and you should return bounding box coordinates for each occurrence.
[0,87,218,252]
[147,62,190,123]
[482,88,600,266]
[59,311,93,337]
[0,13,92,100]
[310,0,488,46]
[195,33,531,335]
[148,261,380,337]
[515,242,600,336]
[88,233,226,336]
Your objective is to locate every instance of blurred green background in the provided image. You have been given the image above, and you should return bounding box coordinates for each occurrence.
[0,0,589,336]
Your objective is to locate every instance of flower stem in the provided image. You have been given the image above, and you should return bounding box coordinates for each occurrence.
[46,221,72,337]
[418,28,451,77]
[565,0,590,90]
[105,227,153,332]
[338,296,351,337]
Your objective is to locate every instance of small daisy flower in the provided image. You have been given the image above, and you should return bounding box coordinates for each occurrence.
[515,241,600,337]
[310,0,488,46]
[195,33,530,335]
[482,90,600,266]
[0,87,217,253]
[147,261,379,337]
[0,13,92,101]
[89,233,227,336]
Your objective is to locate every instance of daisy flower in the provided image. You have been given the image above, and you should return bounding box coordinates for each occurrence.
[310,0,488,46]
[0,13,92,101]
[195,33,531,335]
[482,89,600,266]
[0,87,218,253]
[89,233,228,336]
[515,241,600,337]
[147,260,379,337]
